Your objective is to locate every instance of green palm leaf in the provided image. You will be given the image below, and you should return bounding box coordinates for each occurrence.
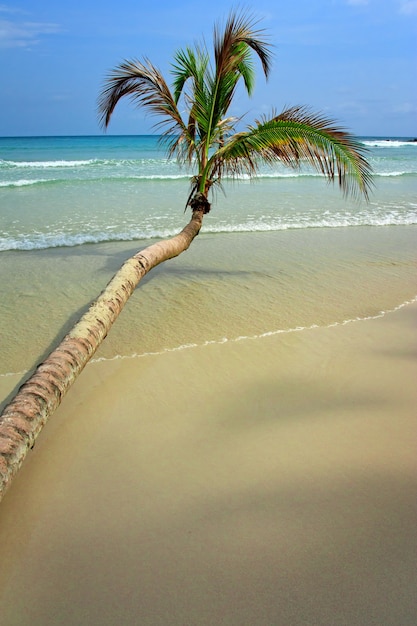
[98,10,373,207]
[97,58,185,138]
[208,106,373,199]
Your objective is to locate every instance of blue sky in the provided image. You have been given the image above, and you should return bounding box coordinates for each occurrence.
[0,0,416,136]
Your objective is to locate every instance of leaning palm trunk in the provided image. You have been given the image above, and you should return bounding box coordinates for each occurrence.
[0,10,373,502]
[0,208,205,502]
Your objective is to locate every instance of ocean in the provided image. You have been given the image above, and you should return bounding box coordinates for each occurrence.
[1,135,417,248]
[0,135,416,377]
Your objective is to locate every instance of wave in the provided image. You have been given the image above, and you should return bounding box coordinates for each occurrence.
[0,157,174,170]
[362,140,417,148]
[0,175,190,188]
[2,213,416,251]
[0,231,146,251]
[374,171,417,177]
[0,179,50,188]
[205,215,417,233]
[1,170,415,189]
[0,158,101,169]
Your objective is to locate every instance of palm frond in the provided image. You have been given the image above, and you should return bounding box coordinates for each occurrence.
[98,12,372,205]
[214,11,272,88]
[208,106,373,199]
[171,46,209,104]
[97,58,185,137]
[204,12,272,137]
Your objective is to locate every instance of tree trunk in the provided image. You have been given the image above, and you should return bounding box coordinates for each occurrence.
[0,208,205,502]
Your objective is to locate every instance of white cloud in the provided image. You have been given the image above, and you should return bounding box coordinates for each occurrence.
[343,0,417,16]
[392,101,417,114]
[399,1,417,14]
[0,6,60,48]
[0,4,21,12]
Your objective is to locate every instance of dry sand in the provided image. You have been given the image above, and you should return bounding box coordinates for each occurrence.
[0,301,416,625]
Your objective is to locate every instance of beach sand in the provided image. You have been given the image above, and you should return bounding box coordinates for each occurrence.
[0,298,416,625]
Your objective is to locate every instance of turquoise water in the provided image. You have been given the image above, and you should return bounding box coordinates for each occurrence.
[0,135,416,376]
[1,135,416,250]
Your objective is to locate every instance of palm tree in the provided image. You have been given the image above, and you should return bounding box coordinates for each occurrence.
[98,12,371,210]
[0,11,372,501]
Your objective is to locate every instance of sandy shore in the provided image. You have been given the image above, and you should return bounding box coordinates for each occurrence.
[0,300,416,625]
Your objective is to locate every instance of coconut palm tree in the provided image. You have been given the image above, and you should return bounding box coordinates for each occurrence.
[98,12,372,210]
[0,11,372,501]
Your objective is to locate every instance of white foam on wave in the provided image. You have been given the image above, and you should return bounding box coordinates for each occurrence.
[205,212,417,234]
[0,227,181,252]
[2,210,416,251]
[130,174,189,180]
[0,170,414,187]
[0,179,49,187]
[375,171,416,177]
[225,171,323,180]
[1,159,98,169]
[362,140,417,148]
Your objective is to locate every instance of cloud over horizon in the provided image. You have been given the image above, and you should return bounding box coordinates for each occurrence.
[0,5,60,48]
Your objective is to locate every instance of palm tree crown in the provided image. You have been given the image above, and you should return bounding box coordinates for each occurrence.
[98,11,373,212]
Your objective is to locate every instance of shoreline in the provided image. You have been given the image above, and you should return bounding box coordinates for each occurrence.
[1,292,416,384]
[1,225,416,378]
[0,297,416,625]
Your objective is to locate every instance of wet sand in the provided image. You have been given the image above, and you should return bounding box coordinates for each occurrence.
[1,226,417,376]
[0,300,416,625]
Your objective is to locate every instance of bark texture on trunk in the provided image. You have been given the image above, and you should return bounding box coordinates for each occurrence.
[0,209,204,502]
